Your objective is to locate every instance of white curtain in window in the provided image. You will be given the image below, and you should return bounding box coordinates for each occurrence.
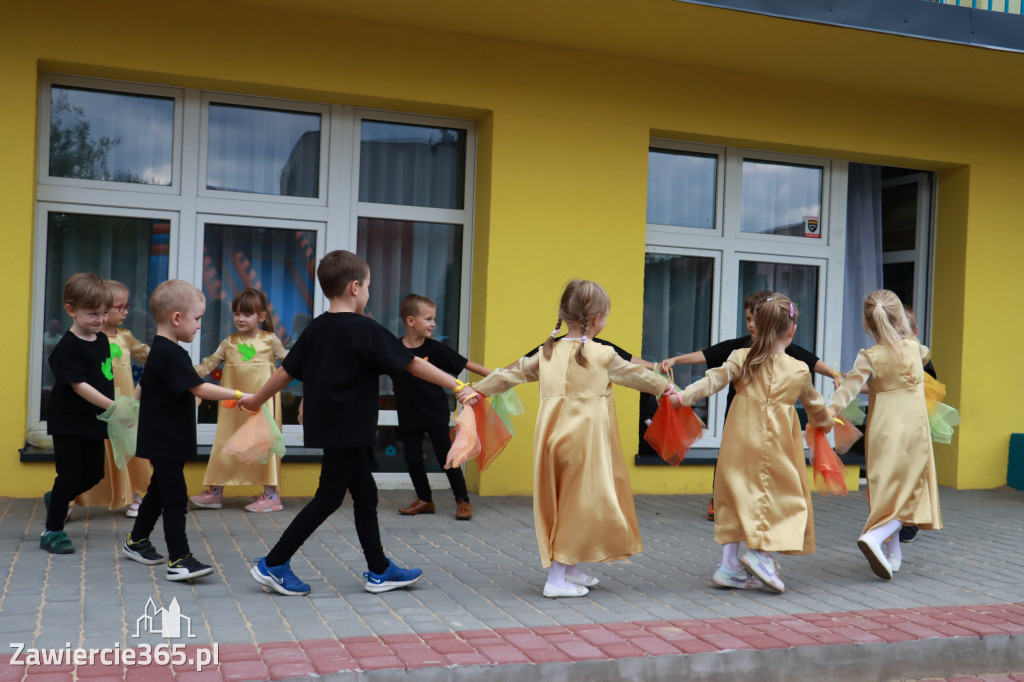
[842,163,884,371]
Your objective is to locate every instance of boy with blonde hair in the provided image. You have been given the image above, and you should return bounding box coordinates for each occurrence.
[122,279,250,581]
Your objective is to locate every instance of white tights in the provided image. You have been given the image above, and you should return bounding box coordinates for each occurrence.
[547,561,589,586]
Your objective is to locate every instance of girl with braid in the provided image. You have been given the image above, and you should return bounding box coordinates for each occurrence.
[678,293,833,594]
[460,280,680,598]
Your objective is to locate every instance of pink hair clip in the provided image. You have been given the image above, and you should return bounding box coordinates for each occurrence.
[581,335,589,344]
[789,303,795,318]
[551,328,561,337]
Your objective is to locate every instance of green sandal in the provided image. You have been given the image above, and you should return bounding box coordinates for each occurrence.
[40,530,74,554]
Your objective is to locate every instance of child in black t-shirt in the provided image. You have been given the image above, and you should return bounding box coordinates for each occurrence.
[394,294,490,521]
[121,280,250,582]
[241,250,464,596]
[658,290,842,521]
[42,273,116,554]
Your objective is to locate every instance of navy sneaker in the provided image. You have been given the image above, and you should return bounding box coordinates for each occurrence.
[363,559,423,593]
[251,557,310,596]
[899,525,919,543]
[122,534,164,565]
[167,554,214,582]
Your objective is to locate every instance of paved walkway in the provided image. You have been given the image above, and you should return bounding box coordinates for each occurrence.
[1,487,1023,680]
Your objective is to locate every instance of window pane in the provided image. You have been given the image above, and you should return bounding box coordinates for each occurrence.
[41,213,170,421]
[641,253,714,425]
[741,160,823,237]
[357,217,463,410]
[49,86,174,185]
[881,183,918,252]
[646,149,717,228]
[206,104,321,198]
[883,261,915,307]
[197,223,317,426]
[359,120,466,209]
[737,261,819,352]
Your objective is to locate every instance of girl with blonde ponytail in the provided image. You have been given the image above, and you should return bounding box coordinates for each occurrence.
[829,290,942,581]
[678,293,833,594]
[464,279,680,598]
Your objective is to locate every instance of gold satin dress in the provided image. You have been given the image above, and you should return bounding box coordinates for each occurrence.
[682,349,832,555]
[472,341,669,568]
[829,339,942,534]
[196,331,287,487]
[77,328,152,510]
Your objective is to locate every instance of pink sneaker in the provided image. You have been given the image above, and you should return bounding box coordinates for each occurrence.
[245,494,283,513]
[189,489,223,509]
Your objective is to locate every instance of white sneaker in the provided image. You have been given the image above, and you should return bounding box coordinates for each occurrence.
[857,533,893,580]
[712,565,763,590]
[542,581,589,598]
[739,551,785,593]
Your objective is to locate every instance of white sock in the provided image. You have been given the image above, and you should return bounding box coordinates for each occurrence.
[264,487,278,499]
[722,542,741,571]
[547,561,567,587]
[867,519,902,546]
[885,532,902,563]
[133,493,142,504]
[210,486,223,496]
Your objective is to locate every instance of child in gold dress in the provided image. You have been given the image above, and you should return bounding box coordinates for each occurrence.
[679,294,833,594]
[76,279,151,517]
[828,290,942,580]
[460,280,678,598]
[189,288,288,512]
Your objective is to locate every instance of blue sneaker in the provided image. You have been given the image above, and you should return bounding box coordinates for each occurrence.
[899,525,919,543]
[250,557,310,596]
[363,559,423,593]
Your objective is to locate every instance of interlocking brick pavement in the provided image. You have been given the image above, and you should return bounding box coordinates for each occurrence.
[1,488,1023,679]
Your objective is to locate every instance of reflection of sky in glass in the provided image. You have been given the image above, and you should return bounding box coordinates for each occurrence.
[737,260,818,351]
[207,104,320,197]
[359,120,465,209]
[50,86,174,185]
[647,150,716,228]
[742,161,821,236]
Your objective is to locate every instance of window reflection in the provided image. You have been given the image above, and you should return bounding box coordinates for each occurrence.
[359,120,466,209]
[737,260,818,352]
[206,104,321,198]
[741,160,822,237]
[41,213,169,420]
[49,86,174,185]
[198,223,317,425]
[357,217,463,409]
[647,149,717,229]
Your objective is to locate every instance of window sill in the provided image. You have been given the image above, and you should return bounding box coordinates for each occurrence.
[19,444,326,463]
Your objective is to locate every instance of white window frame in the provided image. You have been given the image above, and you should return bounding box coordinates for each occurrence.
[645,145,847,458]
[646,140,726,239]
[881,172,934,344]
[197,92,330,206]
[28,202,181,441]
[30,75,477,488]
[37,74,184,195]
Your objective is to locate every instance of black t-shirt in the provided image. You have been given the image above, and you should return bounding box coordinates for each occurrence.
[391,337,467,430]
[47,330,115,438]
[137,335,204,460]
[523,337,632,362]
[283,312,415,449]
[703,335,820,415]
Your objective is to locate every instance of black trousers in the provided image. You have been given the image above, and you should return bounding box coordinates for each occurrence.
[265,447,388,575]
[131,459,190,561]
[48,435,105,531]
[402,424,469,504]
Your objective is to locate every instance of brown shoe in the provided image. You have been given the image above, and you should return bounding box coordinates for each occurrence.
[455,500,472,520]
[399,499,435,515]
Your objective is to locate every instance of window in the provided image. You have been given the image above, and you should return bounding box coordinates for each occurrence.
[643,142,842,459]
[31,77,476,469]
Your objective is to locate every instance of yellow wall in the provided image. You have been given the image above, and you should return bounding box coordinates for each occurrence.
[3,0,1023,496]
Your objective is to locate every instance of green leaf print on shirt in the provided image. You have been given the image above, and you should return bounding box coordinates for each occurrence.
[109,342,123,359]
[238,342,256,361]
[101,357,114,381]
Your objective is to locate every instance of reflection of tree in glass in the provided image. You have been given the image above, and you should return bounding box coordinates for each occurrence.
[49,91,142,183]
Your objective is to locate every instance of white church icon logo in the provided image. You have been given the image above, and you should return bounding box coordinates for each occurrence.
[133,597,196,639]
